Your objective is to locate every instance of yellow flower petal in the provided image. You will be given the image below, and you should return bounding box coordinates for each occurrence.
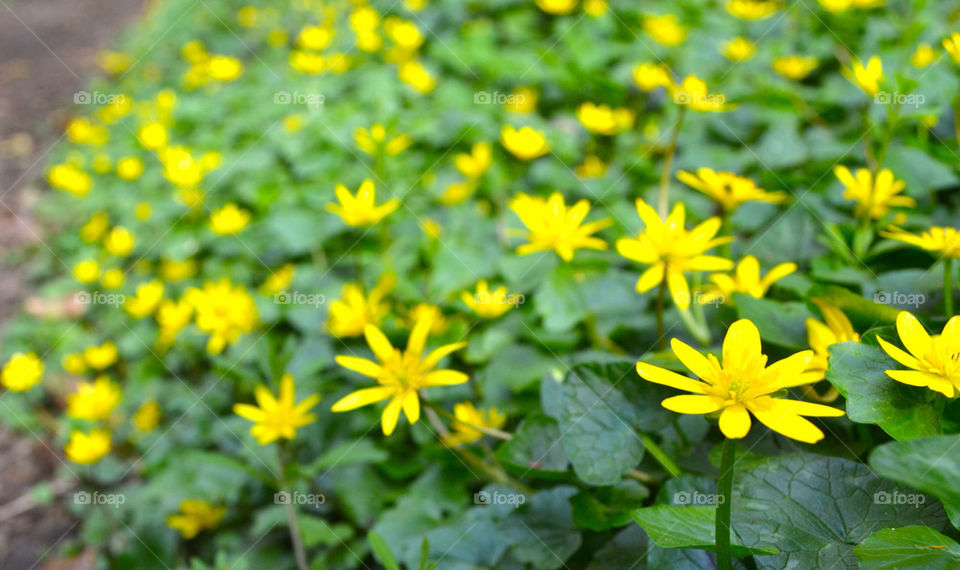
[661,394,723,414]
[718,404,751,439]
[331,387,394,411]
[636,362,707,394]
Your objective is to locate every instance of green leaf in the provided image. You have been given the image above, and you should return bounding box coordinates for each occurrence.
[807,284,899,331]
[631,505,778,557]
[534,265,588,332]
[496,412,570,477]
[571,480,649,531]
[368,532,401,570]
[870,435,960,527]
[734,294,812,349]
[855,526,960,569]
[303,439,388,477]
[826,342,941,439]
[504,486,582,569]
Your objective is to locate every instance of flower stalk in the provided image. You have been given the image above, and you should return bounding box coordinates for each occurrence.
[944,257,954,318]
[715,438,735,570]
[658,107,687,217]
[277,444,309,570]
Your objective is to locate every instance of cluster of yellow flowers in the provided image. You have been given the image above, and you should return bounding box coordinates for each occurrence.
[181,41,244,88]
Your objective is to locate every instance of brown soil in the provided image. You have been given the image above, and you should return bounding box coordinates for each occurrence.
[0,1,144,568]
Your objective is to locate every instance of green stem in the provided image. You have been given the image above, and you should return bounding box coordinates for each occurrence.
[658,107,687,218]
[944,258,954,318]
[720,212,733,261]
[862,105,877,171]
[638,432,682,477]
[716,438,735,570]
[277,445,309,570]
[656,280,666,348]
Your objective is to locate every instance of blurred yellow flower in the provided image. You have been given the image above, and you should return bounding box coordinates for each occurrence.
[398,60,436,93]
[116,157,144,180]
[237,6,258,27]
[616,199,732,310]
[354,124,412,156]
[845,56,883,96]
[834,166,913,220]
[327,275,394,338]
[633,62,672,91]
[332,311,468,435]
[510,192,612,261]
[327,179,401,227]
[184,278,259,354]
[73,259,100,284]
[209,203,251,235]
[643,14,687,47]
[637,319,844,442]
[444,402,507,446]
[166,500,225,539]
[384,17,424,51]
[536,0,577,15]
[84,341,118,370]
[944,33,960,64]
[63,353,87,375]
[298,25,333,50]
[881,226,960,259]
[135,202,152,220]
[677,168,787,212]
[260,264,295,296]
[455,142,492,179]
[92,154,112,174]
[138,122,169,150]
[576,102,634,135]
[133,400,161,431]
[878,311,960,397]
[721,37,756,61]
[104,226,135,256]
[583,0,607,17]
[803,299,859,398]
[773,55,819,80]
[576,155,607,178]
[407,303,448,333]
[66,118,109,146]
[670,76,732,112]
[81,212,109,242]
[48,164,92,197]
[66,376,122,421]
[460,280,518,318]
[505,87,537,113]
[97,50,132,74]
[206,55,243,81]
[440,181,476,205]
[501,125,549,160]
[125,280,164,319]
[726,0,779,20]
[289,50,325,73]
[2,352,43,392]
[65,428,111,464]
[156,298,193,347]
[911,43,936,68]
[234,373,320,445]
[159,259,198,281]
[700,255,796,305]
[102,268,125,289]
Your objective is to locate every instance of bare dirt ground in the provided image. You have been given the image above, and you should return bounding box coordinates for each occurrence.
[0,1,144,567]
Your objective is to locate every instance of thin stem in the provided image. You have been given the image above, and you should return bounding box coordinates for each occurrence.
[277,445,309,570]
[715,438,735,570]
[944,258,954,318]
[656,279,666,348]
[954,92,960,151]
[638,432,682,477]
[658,107,687,217]
[862,105,877,171]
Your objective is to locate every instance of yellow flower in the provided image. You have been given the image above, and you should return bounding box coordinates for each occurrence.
[260,264,295,296]
[62,353,87,375]
[83,341,118,370]
[65,428,111,464]
[133,400,161,431]
[166,500,225,539]
[135,202,152,220]
[159,259,198,281]
[911,43,936,68]
[878,311,960,397]
[73,259,100,284]
[505,87,537,113]
[327,179,401,227]
[670,76,732,112]
[616,199,732,310]
[138,122,169,150]
[804,299,859,387]
[772,55,818,80]
[116,157,144,181]
[700,256,796,305]
[81,212,109,243]
[881,226,960,259]
[290,50,325,73]
[406,303,448,334]
[327,275,394,338]
[237,6,258,27]
[2,352,43,392]
[97,50,132,74]
[510,192,612,261]
[66,376,122,421]
[721,37,756,61]
[460,280,519,318]
[444,402,507,446]
[207,55,243,81]
[575,102,635,135]
[633,62,672,91]
[726,0,779,20]
[234,373,320,445]
[455,142,492,179]
[66,118,109,145]
[501,125,549,160]
[576,155,607,178]
[283,115,303,132]
[331,312,468,435]
[354,124,412,156]
[583,0,607,17]
[834,166,914,220]
[350,6,381,33]
[101,268,125,290]
[384,17,424,51]
[160,146,215,189]
[943,33,960,65]
[643,14,687,47]
[398,60,436,93]
[677,168,787,212]
[185,278,258,354]
[356,31,383,52]
[818,0,884,12]
[125,280,164,318]
[420,218,442,239]
[845,56,883,96]
[48,164,92,197]
[156,298,193,347]
[92,154,112,174]
[104,226,135,256]
[536,0,577,15]
[298,25,334,50]
[637,319,844,442]
[209,203,251,235]
[440,181,476,205]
